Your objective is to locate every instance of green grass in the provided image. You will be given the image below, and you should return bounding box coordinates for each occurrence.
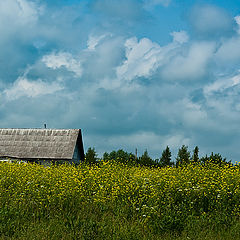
[1,162,240,239]
[1,214,240,240]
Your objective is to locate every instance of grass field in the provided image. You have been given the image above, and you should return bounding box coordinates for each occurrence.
[1,161,240,239]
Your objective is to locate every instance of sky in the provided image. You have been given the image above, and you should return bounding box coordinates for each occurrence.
[1,0,240,161]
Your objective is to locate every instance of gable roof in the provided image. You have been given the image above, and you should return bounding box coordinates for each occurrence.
[0,129,84,160]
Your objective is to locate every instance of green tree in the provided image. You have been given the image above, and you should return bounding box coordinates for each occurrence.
[85,147,98,164]
[138,150,156,167]
[200,154,209,165]
[159,146,173,167]
[192,146,199,163]
[176,145,190,167]
[115,149,130,163]
[102,152,109,161]
[102,149,136,165]
[200,152,231,167]
[109,150,117,161]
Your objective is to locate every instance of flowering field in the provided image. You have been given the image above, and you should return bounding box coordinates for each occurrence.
[1,161,240,239]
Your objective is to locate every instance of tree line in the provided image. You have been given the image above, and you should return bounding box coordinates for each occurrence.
[84,145,231,167]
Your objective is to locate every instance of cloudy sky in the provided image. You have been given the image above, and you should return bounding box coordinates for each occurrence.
[1,0,240,161]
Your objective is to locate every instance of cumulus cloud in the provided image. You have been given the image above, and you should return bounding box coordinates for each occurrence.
[87,34,110,50]
[0,0,42,39]
[162,41,216,81]
[91,0,143,21]
[215,37,240,64]
[4,76,63,101]
[0,0,40,26]
[89,131,190,157]
[162,134,190,149]
[117,35,215,83]
[204,72,240,95]
[83,35,125,83]
[235,15,240,34]
[189,4,236,38]
[197,72,240,143]
[117,37,161,81]
[143,0,171,9]
[213,16,240,65]
[42,52,82,77]
[171,31,189,44]
[0,0,44,83]
[180,98,208,127]
[91,0,171,25]
[235,16,240,25]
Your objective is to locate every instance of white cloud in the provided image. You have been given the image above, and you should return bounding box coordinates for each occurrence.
[162,41,216,80]
[204,72,240,95]
[117,36,215,83]
[107,132,162,150]
[162,134,190,149]
[189,4,235,37]
[200,72,240,135]
[4,77,63,101]
[92,0,142,21]
[235,16,240,25]
[143,0,171,8]
[87,34,109,50]
[181,98,207,127]
[0,0,41,30]
[116,37,165,81]
[215,37,240,63]
[0,0,45,47]
[83,36,125,82]
[235,15,240,34]
[93,131,189,156]
[171,31,189,44]
[42,52,82,77]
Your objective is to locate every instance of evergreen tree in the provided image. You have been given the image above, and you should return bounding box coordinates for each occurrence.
[176,145,190,167]
[208,152,231,166]
[115,149,130,163]
[159,146,173,167]
[108,150,117,161]
[102,152,109,161]
[192,146,199,163]
[85,147,98,164]
[200,154,209,165]
[139,150,155,167]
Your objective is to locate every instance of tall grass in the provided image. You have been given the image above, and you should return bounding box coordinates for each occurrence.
[0,161,240,239]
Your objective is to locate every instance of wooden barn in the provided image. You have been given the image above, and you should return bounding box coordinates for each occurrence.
[0,128,84,165]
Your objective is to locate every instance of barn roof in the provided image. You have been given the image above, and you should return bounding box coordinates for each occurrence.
[0,129,83,160]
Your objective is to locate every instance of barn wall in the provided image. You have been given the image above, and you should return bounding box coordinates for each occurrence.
[72,145,81,164]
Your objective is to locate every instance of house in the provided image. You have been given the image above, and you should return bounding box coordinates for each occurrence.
[0,128,84,165]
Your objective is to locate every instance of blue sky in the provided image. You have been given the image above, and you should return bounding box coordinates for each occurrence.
[1,0,240,161]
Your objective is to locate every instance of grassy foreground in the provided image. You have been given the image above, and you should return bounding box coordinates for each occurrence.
[1,161,240,239]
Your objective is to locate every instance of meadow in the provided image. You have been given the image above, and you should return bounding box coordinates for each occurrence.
[1,161,240,239]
